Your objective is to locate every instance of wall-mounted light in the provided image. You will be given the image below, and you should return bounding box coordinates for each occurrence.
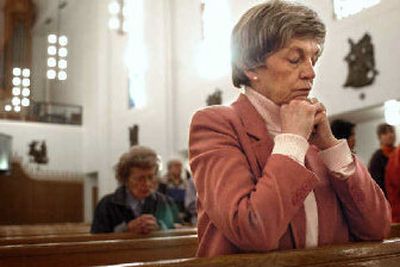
[4,105,12,112]
[108,0,128,34]
[4,67,31,112]
[333,0,380,20]
[47,33,68,80]
[384,99,400,126]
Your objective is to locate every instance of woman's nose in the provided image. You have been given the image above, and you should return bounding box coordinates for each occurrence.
[300,61,316,80]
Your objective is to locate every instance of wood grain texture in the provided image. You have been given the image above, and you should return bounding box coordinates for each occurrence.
[0,227,197,245]
[0,234,198,266]
[0,162,83,224]
[111,239,400,267]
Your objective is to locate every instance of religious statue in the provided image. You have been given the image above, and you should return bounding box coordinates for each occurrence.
[206,88,223,106]
[28,140,49,165]
[344,33,378,88]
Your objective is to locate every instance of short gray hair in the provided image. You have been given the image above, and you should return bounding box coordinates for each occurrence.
[115,145,160,185]
[231,0,326,88]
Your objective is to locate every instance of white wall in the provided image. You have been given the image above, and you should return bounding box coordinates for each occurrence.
[0,120,83,172]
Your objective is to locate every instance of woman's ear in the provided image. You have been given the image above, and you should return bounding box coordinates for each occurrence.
[244,69,259,81]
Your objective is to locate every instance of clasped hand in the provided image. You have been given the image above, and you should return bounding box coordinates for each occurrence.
[280,99,339,150]
[127,214,159,235]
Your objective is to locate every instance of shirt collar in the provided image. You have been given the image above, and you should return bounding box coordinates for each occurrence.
[244,87,281,135]
[125,187,144,208]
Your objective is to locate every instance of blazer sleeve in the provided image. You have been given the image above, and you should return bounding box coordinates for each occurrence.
[91,197,114,233]
[329,156,391,240]
[189,108,319,251]
[385,148,400,222]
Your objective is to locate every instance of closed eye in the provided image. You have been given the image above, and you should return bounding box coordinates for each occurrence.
[288,58,300,64]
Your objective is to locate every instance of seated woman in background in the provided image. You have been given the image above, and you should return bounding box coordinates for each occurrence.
[91,146,180,234]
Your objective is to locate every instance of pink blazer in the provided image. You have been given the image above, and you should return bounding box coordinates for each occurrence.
[189,94,391,257]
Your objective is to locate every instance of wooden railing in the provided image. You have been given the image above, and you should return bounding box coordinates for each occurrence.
[0,234,198,266]
[0,162,84,224]
[0,100,82,125]
[0,227,197,245]
[0,223,90,238]
[104,238,400,267]
[0,223,399,266]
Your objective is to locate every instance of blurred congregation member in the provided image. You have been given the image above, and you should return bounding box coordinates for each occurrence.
[189,0,390,257]
[386,144,400,222]
[184,169,198,225]
[368,123,396,195]
[330,119,356,152]
[91,146,180,234]
[162,159,188,221]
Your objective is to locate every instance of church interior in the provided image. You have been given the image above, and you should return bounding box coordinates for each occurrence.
[0,0,400,266]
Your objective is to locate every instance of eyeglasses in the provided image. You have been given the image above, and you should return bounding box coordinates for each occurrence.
[129,174,155,183]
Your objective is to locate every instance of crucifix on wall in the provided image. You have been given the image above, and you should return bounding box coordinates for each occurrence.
[129,124,139,147]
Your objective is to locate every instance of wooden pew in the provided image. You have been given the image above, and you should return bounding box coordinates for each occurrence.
[0,227,197,246]
[0,234,198,267]
[105,238,400,267]
[0,223,90,237]
[0,223,395,246]
[389,223,400,238]
[0,162,84,224]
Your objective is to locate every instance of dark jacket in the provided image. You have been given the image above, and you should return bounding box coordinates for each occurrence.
[368,149,388,196]
[91,186,180,233]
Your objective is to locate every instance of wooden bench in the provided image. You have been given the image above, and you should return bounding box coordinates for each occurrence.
[389,223,400,238]
[0,234,198,267]
[105,238,400,267]
[0,223,90,237]
[0,227,197,245]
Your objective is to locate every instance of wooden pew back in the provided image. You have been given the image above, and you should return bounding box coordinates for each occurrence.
[389,223,400,238]
[0,234,198,267]
[0,227,197,246]
[108,238,400,267]
[0,223,90,237]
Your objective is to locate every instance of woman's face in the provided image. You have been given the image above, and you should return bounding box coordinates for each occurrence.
[379,130,396,147]
[246,38,321,105]
[169,162,182,177]
[127,167,156,200]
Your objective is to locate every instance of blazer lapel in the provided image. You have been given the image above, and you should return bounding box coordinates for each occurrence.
[231,94,274,178]
[232,93,307,249]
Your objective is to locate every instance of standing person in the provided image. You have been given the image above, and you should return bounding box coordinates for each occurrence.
[189,0,390,257]
[386,144,400,223]
[91,146,180,234]
[330,119,356,152]
[368,123,396,195]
